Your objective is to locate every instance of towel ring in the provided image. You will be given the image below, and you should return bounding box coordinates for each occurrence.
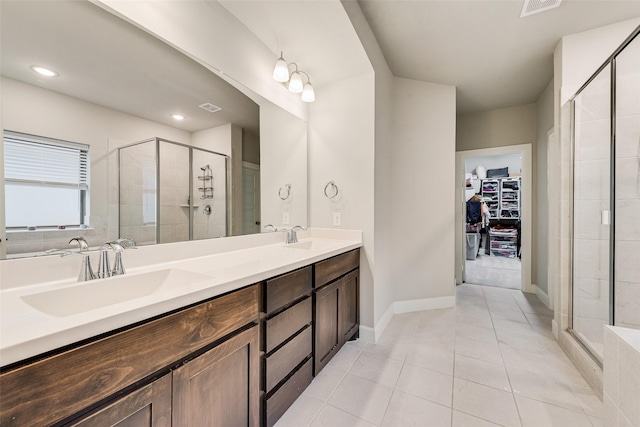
[279,184,292,200]
[324,181,339,199]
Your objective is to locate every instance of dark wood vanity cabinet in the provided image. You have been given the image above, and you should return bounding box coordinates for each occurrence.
[262,266,314,427]
[68,374,172,427]
[0,248,360,427]
[0,285,260,427]
[314,249,360,376]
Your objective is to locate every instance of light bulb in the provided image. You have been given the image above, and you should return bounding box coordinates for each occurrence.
[288,71,303,93]
[273,54,289,83]
[301,82,315,102]
[31,66,57,77]
[172,114,185,120]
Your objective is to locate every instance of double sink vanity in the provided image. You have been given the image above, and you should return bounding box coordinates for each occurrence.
[0,229,362,426]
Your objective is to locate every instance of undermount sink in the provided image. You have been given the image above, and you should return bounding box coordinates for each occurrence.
[284,240,334,251]
[21,269,213,317]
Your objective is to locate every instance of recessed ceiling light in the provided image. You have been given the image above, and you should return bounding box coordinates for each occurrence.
[31,66,58,77]
[172,114,185,121]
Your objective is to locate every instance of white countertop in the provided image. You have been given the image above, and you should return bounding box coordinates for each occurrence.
[0,232,362,367]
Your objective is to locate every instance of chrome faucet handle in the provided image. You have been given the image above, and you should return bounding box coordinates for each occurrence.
[46,248,96,281]
[69,237,89,252]
[287,225,306,244]
[97,242,123,279]
[46,248,73,256]
[263,224,279,232]
[116,238,137,249]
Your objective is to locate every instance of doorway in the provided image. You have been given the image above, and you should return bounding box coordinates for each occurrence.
[464,154,522,289]
[455,144,533,294]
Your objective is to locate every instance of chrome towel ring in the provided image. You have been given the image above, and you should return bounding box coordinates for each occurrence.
[279,184,292,200]
[324,181,339,199]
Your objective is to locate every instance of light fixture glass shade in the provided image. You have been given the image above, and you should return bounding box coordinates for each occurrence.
[288,71,304,93]
[301,82,315,102]
[273,56,289,82]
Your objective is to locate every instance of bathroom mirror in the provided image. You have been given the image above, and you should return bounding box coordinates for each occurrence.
[0,0,308,259]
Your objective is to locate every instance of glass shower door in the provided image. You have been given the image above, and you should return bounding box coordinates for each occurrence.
[571,65,611,358]
[614,32,640,330]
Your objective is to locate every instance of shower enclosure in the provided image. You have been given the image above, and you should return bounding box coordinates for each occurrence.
[570,26,640,361]
[118,138,228,246]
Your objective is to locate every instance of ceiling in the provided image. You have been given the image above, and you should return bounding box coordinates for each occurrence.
[358,0,640,114]
[223,0,640,115]
[0,0,259,134]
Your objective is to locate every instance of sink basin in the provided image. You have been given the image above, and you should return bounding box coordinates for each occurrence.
[21,269,213,317]
[284,240,334,251]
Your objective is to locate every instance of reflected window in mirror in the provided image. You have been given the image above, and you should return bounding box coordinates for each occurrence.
[4,131,89,228]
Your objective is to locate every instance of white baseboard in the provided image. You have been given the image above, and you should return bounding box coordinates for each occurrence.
[534,284,552,310]
[394,296,456,314]
[552,318,559,339]
[360,296,456,343]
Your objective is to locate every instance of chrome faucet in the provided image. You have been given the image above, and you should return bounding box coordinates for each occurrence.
[46,237,96,281]
[69,237,95,281]
[112,238,137,276]
[286,225,306,244]
[263,224,279,232]
[97,241,124,278]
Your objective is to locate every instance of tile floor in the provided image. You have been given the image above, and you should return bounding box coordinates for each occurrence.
[275,284,602,427]
[465,253,521,290]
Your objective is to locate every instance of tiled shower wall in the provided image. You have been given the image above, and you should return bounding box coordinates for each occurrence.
[614,36,640,330]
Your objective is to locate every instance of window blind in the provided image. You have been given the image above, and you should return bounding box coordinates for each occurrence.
[4,132,89,189]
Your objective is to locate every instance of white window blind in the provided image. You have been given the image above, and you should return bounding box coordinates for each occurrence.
[4,132,88,189]
[4,131,90,227]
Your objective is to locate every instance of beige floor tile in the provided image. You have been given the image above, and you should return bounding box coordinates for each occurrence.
[455,312,494,330]
[303,364,347,402]
[452,378,521,427]
[508,366,584,413]
[274,394,324,427]
[523,312,554,327]
[310,404,377,427]
[455,336,504,365]
[515,395,593,427]
[490,309,529,323]
[492,318,537,337]
[405,342,455,375]
[454,354,511,392]
[396,363,454,407]
[588,416,604,427]
[456,323,498,344]
[452,410,503,427]
[572,385,603,418]
[362,339,411,362]
[381,389,451,427]
[496,329,548,355]
[325,344,363,371]
[349,351,404,388]
[327,373,393,425]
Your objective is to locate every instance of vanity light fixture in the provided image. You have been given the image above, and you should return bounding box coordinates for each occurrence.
[272,52,315,102]
[31,66,58,77]
[172,114,185,121]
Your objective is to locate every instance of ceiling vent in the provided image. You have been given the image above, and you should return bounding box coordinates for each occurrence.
[198,103,222,113]
[520,0,562,17]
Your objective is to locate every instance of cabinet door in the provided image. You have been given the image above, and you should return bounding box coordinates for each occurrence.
[68,374,171,427]
[340,270,359,344]
[172,325,260,427]
[314,281,340,376]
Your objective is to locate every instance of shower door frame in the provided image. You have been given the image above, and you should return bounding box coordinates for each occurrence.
[118,137,229,244]
[568,25,640,365]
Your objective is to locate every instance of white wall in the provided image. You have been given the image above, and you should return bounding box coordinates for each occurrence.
[391,77,457,303]
[309,73,376,328]
[457,104,537,152]
[192,124,232,156]
[260,102,308,230]
[535,80,554,296]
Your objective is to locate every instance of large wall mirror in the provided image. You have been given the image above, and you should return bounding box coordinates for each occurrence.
[0,0,308,259]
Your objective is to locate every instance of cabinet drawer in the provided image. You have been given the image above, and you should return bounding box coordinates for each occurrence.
[315,249,360,288]
[265,326,312,392]
[265,357,313,427]
[265,266,312,313]
[264,326,313,392]
[265,296,312,353]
